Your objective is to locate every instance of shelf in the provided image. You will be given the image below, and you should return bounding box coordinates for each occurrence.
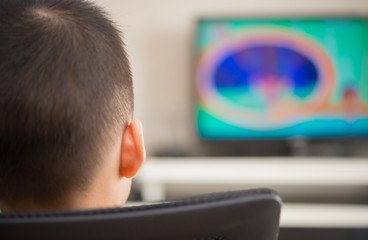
[136,157,368,201]
[281,203,368,228]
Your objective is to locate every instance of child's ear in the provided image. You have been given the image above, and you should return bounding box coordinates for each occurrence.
[120,119,146,179]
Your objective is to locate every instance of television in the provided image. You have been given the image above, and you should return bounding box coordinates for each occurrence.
[194,17,368,140]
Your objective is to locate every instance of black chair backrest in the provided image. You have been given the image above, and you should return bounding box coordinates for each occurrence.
[0,188,282,240]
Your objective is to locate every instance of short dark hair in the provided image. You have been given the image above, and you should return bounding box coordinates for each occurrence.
[0,0,133,208]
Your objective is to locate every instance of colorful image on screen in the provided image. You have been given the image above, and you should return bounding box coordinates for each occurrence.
[194,18,368,139]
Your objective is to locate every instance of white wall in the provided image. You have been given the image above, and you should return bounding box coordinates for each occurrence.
[95,0,368,155]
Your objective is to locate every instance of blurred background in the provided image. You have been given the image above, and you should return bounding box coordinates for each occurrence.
[95,0,368,239]
[96,0,368,157]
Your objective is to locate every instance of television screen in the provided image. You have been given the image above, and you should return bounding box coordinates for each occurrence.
[194,17,368,139]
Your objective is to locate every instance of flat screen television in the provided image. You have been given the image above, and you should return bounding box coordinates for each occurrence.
[194,17,368,140]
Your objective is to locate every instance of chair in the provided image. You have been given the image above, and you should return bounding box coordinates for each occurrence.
[0,188,282,240]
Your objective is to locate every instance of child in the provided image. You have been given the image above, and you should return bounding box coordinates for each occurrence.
[0,0,145,211]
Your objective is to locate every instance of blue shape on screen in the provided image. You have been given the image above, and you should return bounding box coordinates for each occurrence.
[214,46,319,98]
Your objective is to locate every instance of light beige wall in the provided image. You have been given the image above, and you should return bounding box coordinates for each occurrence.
[95,0,368,155]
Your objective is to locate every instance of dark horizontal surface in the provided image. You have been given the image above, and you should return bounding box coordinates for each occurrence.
[0,188,281,240]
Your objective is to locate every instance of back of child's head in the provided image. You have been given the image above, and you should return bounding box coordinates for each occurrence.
[0,0,133,209]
